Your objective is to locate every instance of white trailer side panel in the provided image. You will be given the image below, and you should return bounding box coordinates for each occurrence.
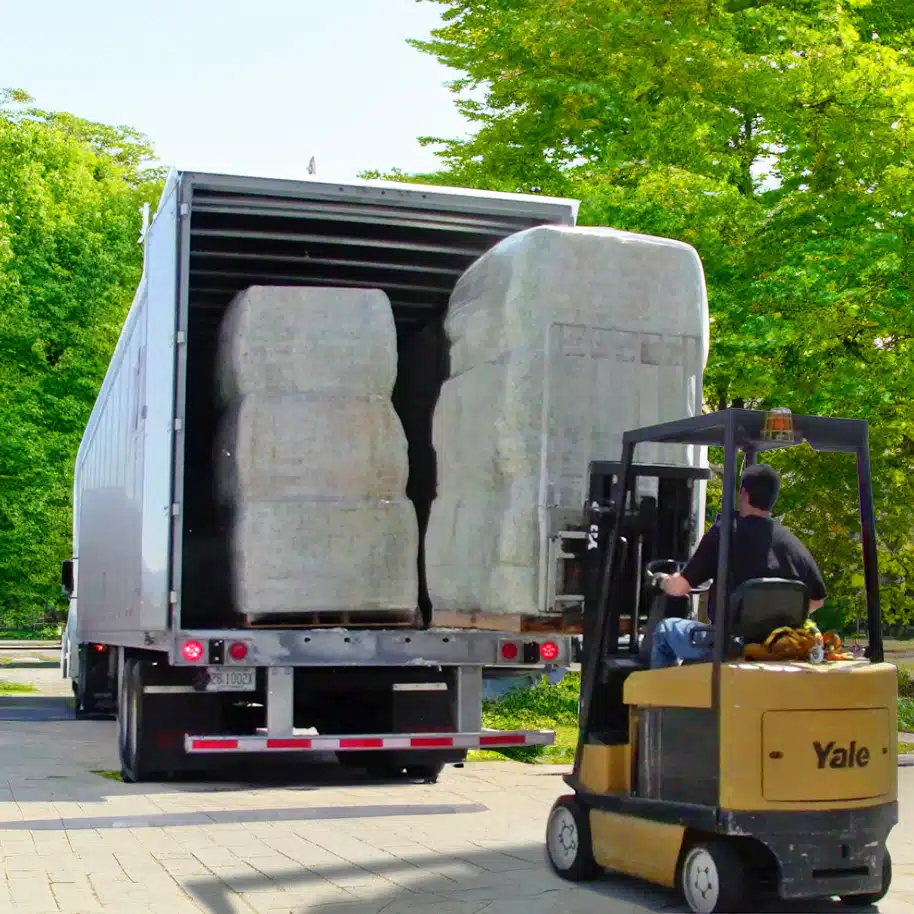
[73,182,179,642]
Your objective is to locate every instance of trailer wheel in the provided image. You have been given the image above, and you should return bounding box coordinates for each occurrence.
[405,761,446,783]
[841,849,891,907]
[343,754,447,783]
[72,680,88,720]
[119,658,156,783]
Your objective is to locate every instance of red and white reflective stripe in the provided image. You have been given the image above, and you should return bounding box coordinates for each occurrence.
[184,730,554,754]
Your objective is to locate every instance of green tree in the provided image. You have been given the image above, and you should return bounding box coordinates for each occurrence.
[0,89,163,628]
[375,0,914,627]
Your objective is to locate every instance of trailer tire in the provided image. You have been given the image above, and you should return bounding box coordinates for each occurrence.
[342,754,447,783]
[404,761,446,783]
[119,658,157,783]
[72,681,88,720]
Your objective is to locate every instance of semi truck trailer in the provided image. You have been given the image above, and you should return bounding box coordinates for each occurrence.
[61,169,708,784]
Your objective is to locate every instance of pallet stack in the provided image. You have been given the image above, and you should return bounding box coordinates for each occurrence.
[215,285,419,624]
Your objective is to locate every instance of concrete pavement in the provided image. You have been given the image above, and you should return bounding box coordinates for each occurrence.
[1,656,913,913]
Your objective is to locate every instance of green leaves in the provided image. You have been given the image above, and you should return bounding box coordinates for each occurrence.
[0,90,162,626]
[392,0,914,627]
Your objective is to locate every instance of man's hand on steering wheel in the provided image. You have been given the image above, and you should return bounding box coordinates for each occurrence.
[644,559,712,599]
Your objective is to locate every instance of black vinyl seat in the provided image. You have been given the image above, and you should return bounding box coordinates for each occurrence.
[729,577,810,644]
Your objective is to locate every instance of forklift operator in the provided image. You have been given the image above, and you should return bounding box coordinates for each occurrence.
[650,463,827,668]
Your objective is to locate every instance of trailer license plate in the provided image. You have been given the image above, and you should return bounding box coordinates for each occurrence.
[206,668,256,692]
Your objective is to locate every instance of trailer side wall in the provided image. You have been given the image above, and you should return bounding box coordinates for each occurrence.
[74,181,180,643]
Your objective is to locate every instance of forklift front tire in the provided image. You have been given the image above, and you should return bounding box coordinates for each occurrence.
[545,795,599,881]
[840,849,891,907]
[679,839,746,914]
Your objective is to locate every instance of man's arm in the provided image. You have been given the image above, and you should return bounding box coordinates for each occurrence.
[798,542,827,613]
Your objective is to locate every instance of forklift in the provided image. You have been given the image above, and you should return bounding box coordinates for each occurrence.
[546,409,898,913]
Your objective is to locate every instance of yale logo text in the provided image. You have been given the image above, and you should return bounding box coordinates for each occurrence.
[814,740,870,769]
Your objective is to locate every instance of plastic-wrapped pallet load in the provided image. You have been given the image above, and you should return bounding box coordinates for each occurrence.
[425,225,709,617]
[216,285,418,620]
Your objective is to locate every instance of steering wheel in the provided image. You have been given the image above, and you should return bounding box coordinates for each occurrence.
[643,559,712,596]
[637,558,712,665]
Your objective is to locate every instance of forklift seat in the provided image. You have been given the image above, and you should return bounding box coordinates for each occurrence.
[729,577,810,644]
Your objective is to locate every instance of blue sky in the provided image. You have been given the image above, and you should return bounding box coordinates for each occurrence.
[1,0,470,181]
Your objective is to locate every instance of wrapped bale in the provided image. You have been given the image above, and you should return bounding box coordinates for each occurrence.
[216,285,418,619]
[216,285,397,402]
[231,499,418,617]
[425,225,709,617]
[216,393,409,504]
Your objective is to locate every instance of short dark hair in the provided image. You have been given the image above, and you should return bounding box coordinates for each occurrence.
[741,463,780,511]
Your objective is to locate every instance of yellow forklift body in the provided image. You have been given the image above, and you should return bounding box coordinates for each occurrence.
[614,660,897,811]
[589,810,684,887]
[578,743,631,794]
[719,660,897,810]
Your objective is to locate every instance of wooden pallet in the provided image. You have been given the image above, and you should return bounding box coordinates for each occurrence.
[432,610,584,635]
[238,609,420,630]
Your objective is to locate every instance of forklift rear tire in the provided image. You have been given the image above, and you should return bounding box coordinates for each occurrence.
[840,849,891,907]
[545,795,600,881]
[679,839,746,913]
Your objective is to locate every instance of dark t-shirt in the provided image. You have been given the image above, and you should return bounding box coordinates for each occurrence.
[682,514,827,621]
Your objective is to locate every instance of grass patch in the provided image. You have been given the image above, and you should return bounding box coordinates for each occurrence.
[0,628,61,641]
[91,770,123,782]
[899,742,914,755]
[899,698,914,731]
[469,673,580,764]
[0,680,37,694]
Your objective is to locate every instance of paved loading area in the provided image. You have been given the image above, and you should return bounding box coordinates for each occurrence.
[1,651,913,913]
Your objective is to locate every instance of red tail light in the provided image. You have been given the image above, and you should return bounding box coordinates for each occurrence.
[181,640,204,662]
[500,642,519,661]
[228,641,248,662]
[539,641,559,662]
[93,643,106,653]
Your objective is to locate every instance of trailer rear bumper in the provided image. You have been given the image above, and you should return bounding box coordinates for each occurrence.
[184,729,555,754]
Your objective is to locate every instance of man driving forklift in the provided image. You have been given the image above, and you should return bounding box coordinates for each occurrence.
[650,463,827,668]
[548,409,896,914]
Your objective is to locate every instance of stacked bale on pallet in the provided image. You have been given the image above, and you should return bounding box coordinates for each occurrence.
[425,225,708,618]
[215,285,419,623]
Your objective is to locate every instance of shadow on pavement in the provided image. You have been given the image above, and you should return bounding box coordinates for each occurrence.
[178,841,875,914]
[0,695,79,721]
[1,801,488,832]
[0,696,488,806]
[0,660,60,670]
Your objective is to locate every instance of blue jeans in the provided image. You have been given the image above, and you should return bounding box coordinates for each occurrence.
[650,618,713,669]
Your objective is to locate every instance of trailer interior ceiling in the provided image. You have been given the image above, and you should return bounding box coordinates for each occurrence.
[179,175,577,628]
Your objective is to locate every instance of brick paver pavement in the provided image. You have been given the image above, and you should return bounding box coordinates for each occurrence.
[1,660,912,913]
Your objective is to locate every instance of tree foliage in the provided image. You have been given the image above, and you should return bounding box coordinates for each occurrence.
[377,0,914,626]
[0,90,162,626]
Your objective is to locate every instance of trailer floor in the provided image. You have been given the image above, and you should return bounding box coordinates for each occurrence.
[0,657,913,913]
